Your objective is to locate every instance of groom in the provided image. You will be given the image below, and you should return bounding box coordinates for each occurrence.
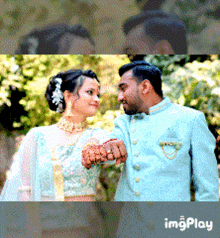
[82,61,219,201]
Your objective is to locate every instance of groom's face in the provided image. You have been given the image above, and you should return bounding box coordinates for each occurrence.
[117,70,143,115]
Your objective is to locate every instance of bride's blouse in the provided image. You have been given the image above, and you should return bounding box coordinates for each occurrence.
[0,125,110,201]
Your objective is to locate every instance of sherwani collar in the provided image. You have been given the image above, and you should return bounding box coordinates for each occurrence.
[131,97,171,120]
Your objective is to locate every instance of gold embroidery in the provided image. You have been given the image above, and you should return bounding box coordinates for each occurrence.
[52,162,65,201]
[150,101,169,114]
[52,131,85,201]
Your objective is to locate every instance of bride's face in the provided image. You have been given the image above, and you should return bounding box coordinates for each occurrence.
[72,77,100,117]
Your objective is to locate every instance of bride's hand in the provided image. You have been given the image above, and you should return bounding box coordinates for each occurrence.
[82,144,106,169]
[82,139,128,169]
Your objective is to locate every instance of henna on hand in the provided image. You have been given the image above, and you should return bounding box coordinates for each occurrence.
[102,139,128,164]
[82,144,104,169]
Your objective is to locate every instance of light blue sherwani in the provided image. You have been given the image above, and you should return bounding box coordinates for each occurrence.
[111,97,219,201]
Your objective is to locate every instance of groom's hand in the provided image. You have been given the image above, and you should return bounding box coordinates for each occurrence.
[102,139,128,165]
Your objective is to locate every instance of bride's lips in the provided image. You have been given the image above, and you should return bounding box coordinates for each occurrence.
[90,104,99,108]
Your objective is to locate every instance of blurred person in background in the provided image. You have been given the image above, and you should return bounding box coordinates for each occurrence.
[0,202,123,237]
[15,23,95,54]
[122,10,187,60]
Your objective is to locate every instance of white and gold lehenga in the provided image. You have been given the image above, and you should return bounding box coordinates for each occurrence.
[0,125,110,237]
[0,125,110,201]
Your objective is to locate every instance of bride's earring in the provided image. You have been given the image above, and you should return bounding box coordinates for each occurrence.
[66,102,73,117]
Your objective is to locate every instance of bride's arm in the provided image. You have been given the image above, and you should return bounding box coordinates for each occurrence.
[17,129,38,201]
[6,129,37,201]
[19,146,32,201]
[0,128,39,201]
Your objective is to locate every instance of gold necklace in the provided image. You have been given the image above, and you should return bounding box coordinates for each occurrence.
[57,117,88,132]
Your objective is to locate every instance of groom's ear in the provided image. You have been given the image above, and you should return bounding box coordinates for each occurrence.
[139,79,152,96]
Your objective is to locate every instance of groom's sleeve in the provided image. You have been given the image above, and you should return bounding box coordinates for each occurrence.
[110,117,126,142]
[191,112,219,201]
[105,117,128,165]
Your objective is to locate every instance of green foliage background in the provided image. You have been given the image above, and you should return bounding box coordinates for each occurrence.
[0,54,219,200]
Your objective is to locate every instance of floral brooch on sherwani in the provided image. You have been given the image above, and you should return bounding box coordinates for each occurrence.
[158,128,183,160]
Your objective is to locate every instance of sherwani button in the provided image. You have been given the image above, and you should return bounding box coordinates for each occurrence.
[131,128,136,133]
[134,191,140,197]
[134,165,140,171]
[135,177,140,182]
[133,140,137,144]
[131,119,136,124]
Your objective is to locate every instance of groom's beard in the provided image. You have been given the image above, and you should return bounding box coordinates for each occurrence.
[122,102,140,115]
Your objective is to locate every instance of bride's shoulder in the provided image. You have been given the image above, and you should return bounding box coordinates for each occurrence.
[27,125,57,137]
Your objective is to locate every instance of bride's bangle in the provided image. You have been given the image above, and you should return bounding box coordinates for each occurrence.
[102,139,117,146]
[18,186,31,192]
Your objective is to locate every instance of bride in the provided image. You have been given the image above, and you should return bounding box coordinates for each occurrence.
[0,68,126,202]
[0,68,127,237]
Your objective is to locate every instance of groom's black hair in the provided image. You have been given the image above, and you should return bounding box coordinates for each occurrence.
[119,61,163,97]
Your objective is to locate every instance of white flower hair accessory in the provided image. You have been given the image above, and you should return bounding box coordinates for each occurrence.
[52,78,64,113]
